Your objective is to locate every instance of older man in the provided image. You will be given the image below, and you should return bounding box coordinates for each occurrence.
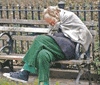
[3,6,92,85]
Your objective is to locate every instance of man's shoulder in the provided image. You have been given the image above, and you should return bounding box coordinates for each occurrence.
[61,10,75,19]
[60,9,73,13]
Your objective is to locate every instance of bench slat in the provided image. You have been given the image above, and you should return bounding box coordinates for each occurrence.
[0,26,97,35]
[0,30,97,41]
[53,59,93,65]
[90,30,97,36]
[0,54,24,60]
[83,21,98,27]
[0,19,49,25]
[0,19,98,27]
[0,35,37,41]
[0,54,92,64]
[0,26,49,33]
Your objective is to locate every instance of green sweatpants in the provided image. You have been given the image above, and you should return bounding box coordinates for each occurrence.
[23,35,65,82]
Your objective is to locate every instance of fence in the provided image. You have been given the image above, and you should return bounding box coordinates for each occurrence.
[0,1,100,55]
[0,2,99,20]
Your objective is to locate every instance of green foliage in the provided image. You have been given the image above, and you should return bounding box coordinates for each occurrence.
[56,82,59,85]
[94,40,99,52]
[34,79,39,85]
[94,61,100,75]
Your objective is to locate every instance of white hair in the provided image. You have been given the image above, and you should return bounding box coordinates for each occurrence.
[43,13,58,22]
[43,6,61,22]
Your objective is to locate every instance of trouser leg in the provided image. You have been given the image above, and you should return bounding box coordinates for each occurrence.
[23,35,65,73]
[23,62,36,74]
[37,49,55,82]
[23,49,55,83]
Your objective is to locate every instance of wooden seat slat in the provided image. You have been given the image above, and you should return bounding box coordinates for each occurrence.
[54,59,93,65]
[0,54,93,64]
[0,54,24,60]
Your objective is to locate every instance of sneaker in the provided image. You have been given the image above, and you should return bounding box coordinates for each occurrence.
[3,70,30,83]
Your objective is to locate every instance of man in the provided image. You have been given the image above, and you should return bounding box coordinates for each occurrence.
[3,6,92,85]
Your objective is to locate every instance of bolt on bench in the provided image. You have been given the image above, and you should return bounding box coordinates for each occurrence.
[0,19,98,85]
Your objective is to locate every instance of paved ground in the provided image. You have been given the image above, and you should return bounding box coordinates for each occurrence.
[0,66,99,85]
[28,76,98,85]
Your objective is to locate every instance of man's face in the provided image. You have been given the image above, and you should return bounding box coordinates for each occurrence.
[44,18,57,26]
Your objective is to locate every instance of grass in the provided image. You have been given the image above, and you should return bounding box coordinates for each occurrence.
[0,77,60,85]
[0,77,38,85]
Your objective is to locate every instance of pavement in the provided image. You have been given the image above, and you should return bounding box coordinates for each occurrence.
[0,66,99,85]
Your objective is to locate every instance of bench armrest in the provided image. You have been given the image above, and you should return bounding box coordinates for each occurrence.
[0,45,11,54]
[75,43,80,60]
[0,32,13,54]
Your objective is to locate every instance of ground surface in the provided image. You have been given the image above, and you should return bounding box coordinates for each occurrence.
[0,66,99,85]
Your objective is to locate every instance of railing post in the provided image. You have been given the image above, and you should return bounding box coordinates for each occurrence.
[19,4,21,19]
[90,2,93,20]
[12,4,16,52]
[24,5,29,50]
[69,4,72,11]
[0,2,2,19]
[6,4,9,19]
[18,3,23,53]
[12,4,15,19]
[31,4,34,20]
[98,2,100,56]
[44,5,46,9]
[83,3,86,21]
[76,4,79,17]
[25,5,27,19]
[58,1,65,9]
[38,4,40,20]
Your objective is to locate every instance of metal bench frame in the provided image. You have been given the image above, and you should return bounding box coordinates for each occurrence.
[0,19,97,85]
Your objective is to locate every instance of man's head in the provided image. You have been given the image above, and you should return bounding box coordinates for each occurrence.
[44,13,58,26]
[43,6,61,26]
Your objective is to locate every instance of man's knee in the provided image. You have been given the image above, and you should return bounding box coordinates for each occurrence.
[37,49,53,62]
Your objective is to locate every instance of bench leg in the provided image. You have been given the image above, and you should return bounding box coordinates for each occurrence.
[8,60,13,72]
[88,64,92,85]
[75,64,92,85]
[75,67,84,85]
[1,60,13,72]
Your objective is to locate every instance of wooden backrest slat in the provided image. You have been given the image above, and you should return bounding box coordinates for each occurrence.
[83,21,98,27]
[0,19,49,25]
[90,30,97,36]
[0,35,37,41]
[0,30,97,41]
[0,27,97,35]
[0,26,49,33]
[0,19,98,27]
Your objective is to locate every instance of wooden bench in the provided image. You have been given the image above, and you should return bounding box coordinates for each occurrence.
[0,19,98,85]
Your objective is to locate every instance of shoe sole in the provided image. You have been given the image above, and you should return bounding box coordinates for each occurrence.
[3,73,27,83]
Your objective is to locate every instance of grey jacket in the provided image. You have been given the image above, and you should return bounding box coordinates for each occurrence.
[49,9,92,52]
